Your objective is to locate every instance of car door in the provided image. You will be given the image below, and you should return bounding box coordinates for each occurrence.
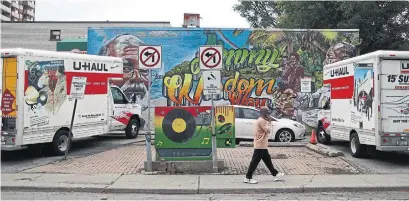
[234,107,245,138]
[241,108,260,139]
[110,86,130,130]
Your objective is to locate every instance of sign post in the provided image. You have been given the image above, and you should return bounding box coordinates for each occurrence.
[200,45,223,173]
[138,45,162,172]
[65,76,87,160]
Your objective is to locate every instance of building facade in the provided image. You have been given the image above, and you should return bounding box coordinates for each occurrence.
[0,21,172,50]
[1,0,35,22]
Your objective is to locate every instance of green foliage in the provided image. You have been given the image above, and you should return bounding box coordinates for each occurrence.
[165,61,191,77]
[234,1,409,54]
[233,1,280,28]
[314,71,324,90]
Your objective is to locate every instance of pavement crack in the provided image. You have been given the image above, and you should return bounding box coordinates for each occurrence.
[305,174,316,185]
[358,175,372,185]
[300,174,316,192]
[103,173,123,192]
[197,175,200,194]
[14,174,44,182]
[109,173,123,185]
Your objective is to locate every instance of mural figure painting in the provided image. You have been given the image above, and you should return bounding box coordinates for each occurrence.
[88,28,359,129]
[97,34,150,109]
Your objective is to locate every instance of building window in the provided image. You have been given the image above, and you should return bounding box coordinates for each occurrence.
[50,30,61,41]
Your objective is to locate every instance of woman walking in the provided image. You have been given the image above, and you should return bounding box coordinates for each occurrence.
[243,106,285,184]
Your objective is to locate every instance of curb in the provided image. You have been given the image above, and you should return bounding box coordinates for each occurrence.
[239,142,307,147]
[302,185,409,193]
[198,187,303,194]
[104,188,198,194]
[2,185,409,194]
[1,185,106,193]
[305,143,344,157]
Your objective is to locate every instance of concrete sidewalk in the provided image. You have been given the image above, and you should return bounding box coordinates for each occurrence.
[2,173,409,194]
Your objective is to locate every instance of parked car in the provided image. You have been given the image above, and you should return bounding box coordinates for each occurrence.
[233,105,306,143]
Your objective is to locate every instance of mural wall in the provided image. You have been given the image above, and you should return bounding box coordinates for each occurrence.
[87,28,360,129]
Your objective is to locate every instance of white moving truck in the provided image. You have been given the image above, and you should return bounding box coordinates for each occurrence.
[1,49,144,155]
[317,50,409,158]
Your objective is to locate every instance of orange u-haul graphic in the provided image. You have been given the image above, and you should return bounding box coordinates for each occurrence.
[1,57,17,118]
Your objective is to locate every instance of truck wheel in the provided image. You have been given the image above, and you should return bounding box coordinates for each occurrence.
[350,133,366,158]
[366,145,379,158]
[52,130,71,156]
[317,126,331,145]
[125,117,140,139]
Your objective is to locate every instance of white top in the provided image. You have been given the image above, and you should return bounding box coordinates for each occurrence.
[324,50,409,70]
[0,48,122,63]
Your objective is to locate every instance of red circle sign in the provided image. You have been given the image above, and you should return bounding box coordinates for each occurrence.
[139,47,161,68]
[200,47,221,69]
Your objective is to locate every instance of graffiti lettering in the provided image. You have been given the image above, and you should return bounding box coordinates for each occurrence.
[189,48,281,75]
[224,48,280,72]
[163,72,279,108]
[224,72,277,107]
[163,74,202,104]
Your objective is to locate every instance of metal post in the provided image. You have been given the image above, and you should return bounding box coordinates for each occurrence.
[65,99,77,160]
[146,68,153,172]
[211,94,218,173]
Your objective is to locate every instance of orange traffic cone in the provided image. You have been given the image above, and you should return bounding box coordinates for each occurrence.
[310,129,317,144]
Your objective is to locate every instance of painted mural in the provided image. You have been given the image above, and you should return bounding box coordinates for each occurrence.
[87,28,360,129]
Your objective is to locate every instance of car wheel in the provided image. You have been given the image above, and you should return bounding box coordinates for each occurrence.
[317,126,331,145]
[125,117,140,139]
[275,129,295,142]
[350,132,367,158]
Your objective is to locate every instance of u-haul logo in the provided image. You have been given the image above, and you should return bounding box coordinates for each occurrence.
[401,61,409,74]
[330,66,350,78]
[73,61,108,72]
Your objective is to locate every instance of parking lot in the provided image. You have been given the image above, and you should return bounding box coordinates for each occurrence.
[2,136,409,176]
[1,133,144,173]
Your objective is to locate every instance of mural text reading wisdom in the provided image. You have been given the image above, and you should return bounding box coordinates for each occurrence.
[163,48,286,107]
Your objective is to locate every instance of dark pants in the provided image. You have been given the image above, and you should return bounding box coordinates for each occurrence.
[246,149,279,179]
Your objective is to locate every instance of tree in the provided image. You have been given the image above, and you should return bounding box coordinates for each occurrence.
[233,1,280,28]
[233,1,409,54]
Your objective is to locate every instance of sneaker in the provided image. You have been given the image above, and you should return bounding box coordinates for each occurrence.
[243,178,258,184]
[273,172,285,181]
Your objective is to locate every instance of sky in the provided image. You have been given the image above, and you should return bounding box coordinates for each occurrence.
[35,0,251,28]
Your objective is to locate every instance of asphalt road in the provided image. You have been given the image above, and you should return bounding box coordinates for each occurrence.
[329,139,409,174]
[1,133,149,173]
[2,190,409,200]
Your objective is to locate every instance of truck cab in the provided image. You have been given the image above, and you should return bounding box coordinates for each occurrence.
[108,85,145,138]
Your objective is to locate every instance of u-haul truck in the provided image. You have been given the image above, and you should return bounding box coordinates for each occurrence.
[1,48,144,155]
[317,50,409,158]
